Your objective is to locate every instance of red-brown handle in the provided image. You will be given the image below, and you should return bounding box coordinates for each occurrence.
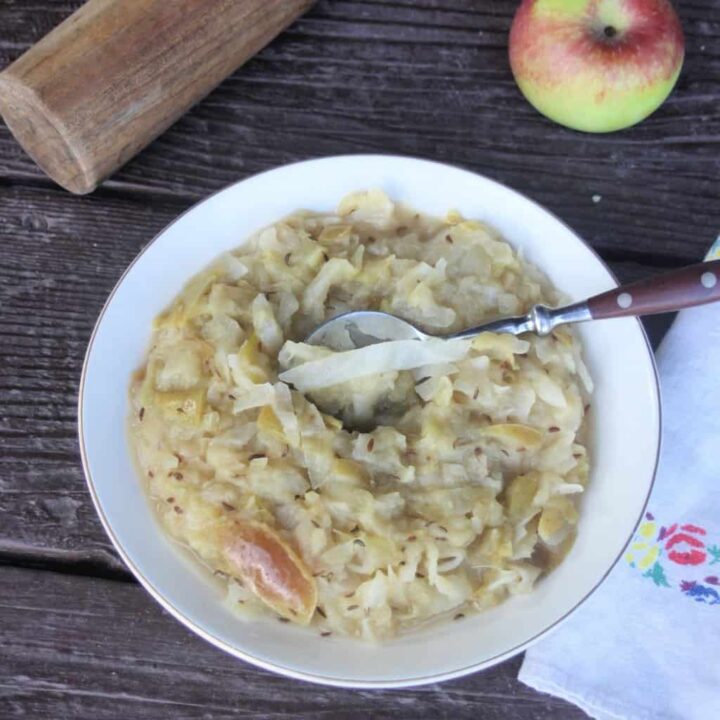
[588,259,720,319]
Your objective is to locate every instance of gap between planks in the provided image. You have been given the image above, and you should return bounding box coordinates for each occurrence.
[0,564,587,720]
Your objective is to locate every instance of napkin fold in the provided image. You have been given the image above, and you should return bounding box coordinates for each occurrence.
[519,239,720,720]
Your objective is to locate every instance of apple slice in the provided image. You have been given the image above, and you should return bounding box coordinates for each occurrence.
[223,520,317,624]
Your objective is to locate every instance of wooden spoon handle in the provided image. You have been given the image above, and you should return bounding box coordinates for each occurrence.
[587,259,720,319]
[0,0,315,194]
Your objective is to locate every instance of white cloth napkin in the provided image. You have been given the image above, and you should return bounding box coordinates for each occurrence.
[519,239,720,720]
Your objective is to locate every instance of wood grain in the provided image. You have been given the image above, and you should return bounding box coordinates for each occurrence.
[0,184,180,573]
[0,566,586,719]
[0,1,718,262]
[0,0,316,193]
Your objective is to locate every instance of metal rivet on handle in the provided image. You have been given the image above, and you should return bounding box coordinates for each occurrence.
[701,271,717,289]
[617,292,633,309]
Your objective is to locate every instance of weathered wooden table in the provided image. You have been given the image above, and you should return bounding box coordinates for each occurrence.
[1,1,718,717]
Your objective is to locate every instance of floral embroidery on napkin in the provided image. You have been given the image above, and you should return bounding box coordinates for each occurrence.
[625,512,720,605]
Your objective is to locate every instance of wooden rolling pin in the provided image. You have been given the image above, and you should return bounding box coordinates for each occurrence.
[0,0,315,194]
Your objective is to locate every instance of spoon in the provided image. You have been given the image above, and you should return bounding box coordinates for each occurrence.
[306,259,720,351]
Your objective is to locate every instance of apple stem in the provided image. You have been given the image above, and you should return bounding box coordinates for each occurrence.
[603,25,617,38]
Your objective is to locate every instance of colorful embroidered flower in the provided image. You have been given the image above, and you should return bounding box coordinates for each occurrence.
[625,519,661,570]
[663,524,707,566]
[708,545,720,565]
[626,514,720,606]
[643,562,670,587]
[680,580,720,605]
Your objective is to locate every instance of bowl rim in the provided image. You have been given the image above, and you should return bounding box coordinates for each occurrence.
[78,154,662,688]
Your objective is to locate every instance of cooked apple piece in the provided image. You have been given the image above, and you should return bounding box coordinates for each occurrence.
[538,496,579,546]
[234,332,270,384]
[256,405,285,442]
[479,423,542,449]
[156,386,207,424]
[222,520,316,624]
[506,471,540,520]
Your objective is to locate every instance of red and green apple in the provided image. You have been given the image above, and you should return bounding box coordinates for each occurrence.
[509,0,685,133]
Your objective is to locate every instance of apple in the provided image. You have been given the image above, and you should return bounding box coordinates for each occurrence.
[509,0,685,133]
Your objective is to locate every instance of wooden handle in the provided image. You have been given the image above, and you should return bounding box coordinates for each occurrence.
[588,259,720,319]
[0,0,315,194]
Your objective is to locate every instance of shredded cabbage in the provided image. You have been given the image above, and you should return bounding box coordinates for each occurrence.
[129,189,591,642]
[278,338,471,392]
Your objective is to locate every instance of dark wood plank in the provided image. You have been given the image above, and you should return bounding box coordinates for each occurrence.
[0,1,718,262]
[0,1,714,716]
[0,182,676,571]
[0,565,586,719]
[0,185,184,573]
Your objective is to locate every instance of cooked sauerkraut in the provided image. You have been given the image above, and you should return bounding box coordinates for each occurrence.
[129,190,592,641]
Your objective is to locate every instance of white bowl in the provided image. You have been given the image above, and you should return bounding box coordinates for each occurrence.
[79,155,660,688]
